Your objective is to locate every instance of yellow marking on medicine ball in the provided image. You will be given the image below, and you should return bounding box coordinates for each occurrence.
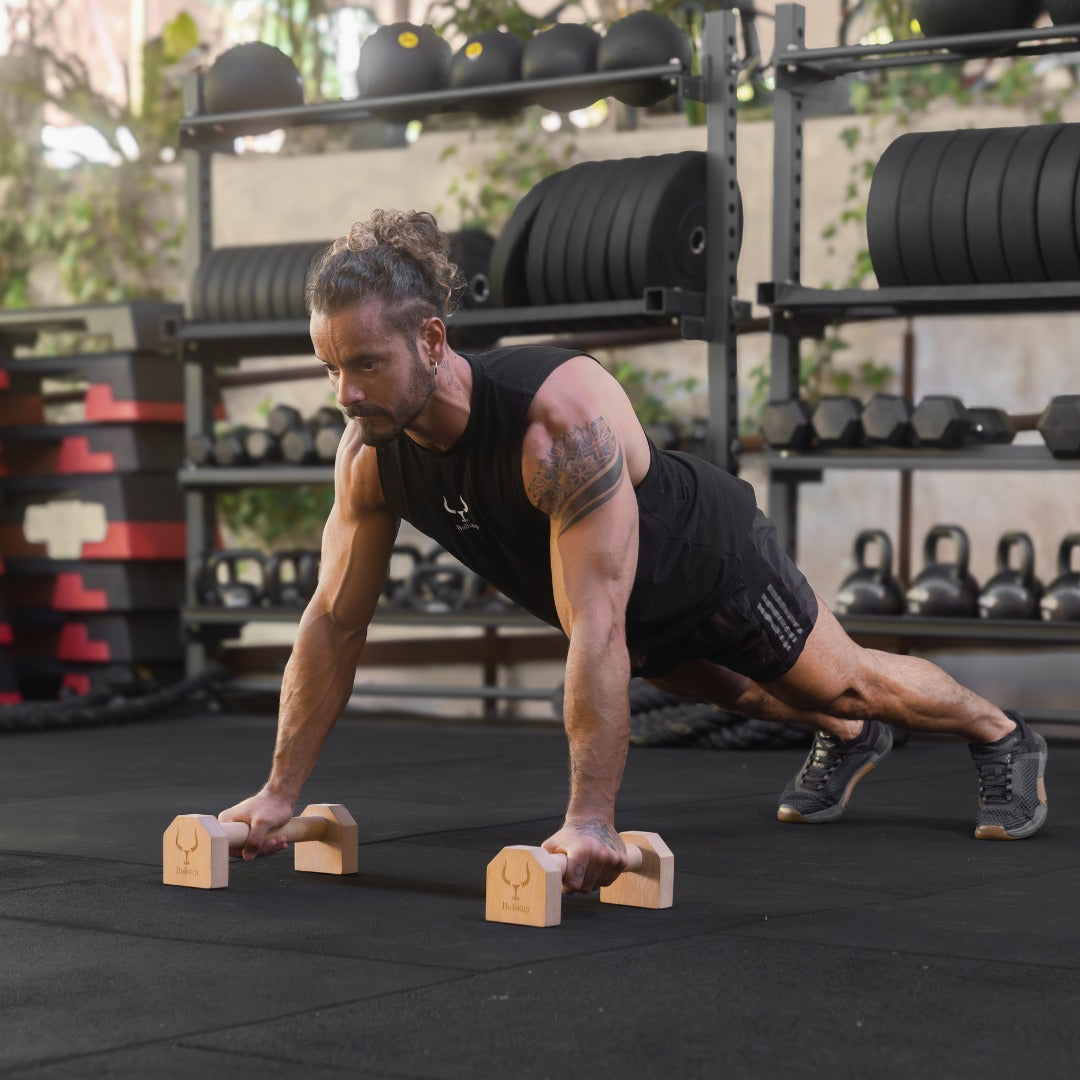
[466,42,484,60]
[398,31,419,49]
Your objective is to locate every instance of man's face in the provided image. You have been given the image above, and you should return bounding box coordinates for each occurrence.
[310,300,436,448]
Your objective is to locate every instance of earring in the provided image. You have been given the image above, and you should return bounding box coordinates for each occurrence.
[433,358,439,380]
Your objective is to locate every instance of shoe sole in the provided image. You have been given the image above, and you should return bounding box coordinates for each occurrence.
[974,735,1048,841]
[777,731,894,824]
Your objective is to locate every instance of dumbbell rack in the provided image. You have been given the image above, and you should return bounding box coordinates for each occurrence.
[761,4,1080,725]
[176,11,748,712]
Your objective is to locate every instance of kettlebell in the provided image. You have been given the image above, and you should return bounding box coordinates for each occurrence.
[1040,533,1080,621]
[521,23,601,112]
[597,11,691,107]
[203,42,304,133]
[835,530,904,615]
[448,31,525,119]
[206,550,266,609]
[265,550,309,608]
[905,525,979,616]
[978,531,1043,620]
[358,22,450,122]
[382,545,425,608]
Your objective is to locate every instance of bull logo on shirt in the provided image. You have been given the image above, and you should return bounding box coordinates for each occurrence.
[443,494,478,531]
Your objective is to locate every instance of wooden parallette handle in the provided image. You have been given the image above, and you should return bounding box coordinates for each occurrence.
[221,814,329,850]
[485,831,674,928]
[163,803,359,889]
[547,842,645,876]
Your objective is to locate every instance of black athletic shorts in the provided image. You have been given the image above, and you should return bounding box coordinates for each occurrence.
[629,509,819,684]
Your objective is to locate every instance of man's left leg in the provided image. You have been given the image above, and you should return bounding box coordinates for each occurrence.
[649,594,1048,839]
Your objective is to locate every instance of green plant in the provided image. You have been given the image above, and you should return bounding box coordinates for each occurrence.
[216,485,335,551]
[428,1,546,41]
[437,115,575,233]
[611,360,698,427]
[0,4,197,310]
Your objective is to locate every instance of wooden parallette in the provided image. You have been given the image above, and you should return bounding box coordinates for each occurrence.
[485,831,674,927]
[162,803,358,889]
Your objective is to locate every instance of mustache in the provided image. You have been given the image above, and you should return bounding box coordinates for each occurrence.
[345,406,388,420]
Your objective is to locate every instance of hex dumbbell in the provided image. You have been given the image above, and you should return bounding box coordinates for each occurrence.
[485,831,673,927]
[162,803,358,889]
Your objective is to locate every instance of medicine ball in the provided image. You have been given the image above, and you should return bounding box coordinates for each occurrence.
[522,23,601,112]
[203,42,304,132]
[911,0,1043,37]
[597,11,691,107]
[358,22,450,122]
[1045,1,1080,24]
[449,30,525,119]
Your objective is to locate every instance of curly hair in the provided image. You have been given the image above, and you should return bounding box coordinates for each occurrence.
[306,210,467,341]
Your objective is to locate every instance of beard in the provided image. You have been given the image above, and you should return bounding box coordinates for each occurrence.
[346,354,436,448]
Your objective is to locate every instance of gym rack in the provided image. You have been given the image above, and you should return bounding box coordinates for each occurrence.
[761,3,1080,725]
[176,11,748,714]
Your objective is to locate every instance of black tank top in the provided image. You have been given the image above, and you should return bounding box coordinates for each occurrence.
[376,345,759,652]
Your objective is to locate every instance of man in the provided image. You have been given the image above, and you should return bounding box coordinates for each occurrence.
[220,210,1048,894]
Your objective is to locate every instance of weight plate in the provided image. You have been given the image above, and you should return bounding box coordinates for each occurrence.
[545,161,602,305]
[220,247,249,321]
[930,128,990,285]
[287,244,324,320]
[200,248,233,323]
[489,172,559,307]
[190,258,213,321]
[254,244,288,322]
[660,152,712,293]
[525,168,572,306]
[448,228,495,308]
[270,243,303,320]
[966,127,1023,284]
[583,158,637,301]
[626,154,687,298]
[1001,123,1063,282]
[897,131,957,285]
[1040,124,1080,279]
[239,247,266,322]
[607,156,657,300]
[866,132,924,287]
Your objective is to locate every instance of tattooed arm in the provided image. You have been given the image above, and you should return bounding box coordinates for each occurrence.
[521,358,649,893]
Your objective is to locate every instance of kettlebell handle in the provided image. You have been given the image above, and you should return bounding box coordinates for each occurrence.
[1057,533,1080,576]
[208,548,265,585]
[924,524,969,577]
[853,529,893,584]
[995,531,1035,587]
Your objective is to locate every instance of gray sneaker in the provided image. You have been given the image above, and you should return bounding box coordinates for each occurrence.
[777,720,893,823]
[969,712,1048,840]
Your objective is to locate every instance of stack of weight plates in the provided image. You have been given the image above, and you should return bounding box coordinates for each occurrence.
[190,230,496,323]
[867,123,1080,285]
[490,152,743,307]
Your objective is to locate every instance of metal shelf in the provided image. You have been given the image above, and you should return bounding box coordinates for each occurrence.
[765,445,1077,474]
[179,63,685,147]
[777,21,1080,78]
[761,281,1080,325]
[840,615,1080,647]
[178,466,334,488]
[176,293,718,359]
[182,605,548,630]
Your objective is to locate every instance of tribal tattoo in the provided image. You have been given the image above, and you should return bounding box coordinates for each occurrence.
[527,417,624,536]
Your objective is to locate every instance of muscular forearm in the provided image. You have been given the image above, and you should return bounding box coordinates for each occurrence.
[266,609,367,802]
[561,624,631,823]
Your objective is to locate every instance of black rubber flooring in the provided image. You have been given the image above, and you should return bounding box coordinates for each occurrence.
[3,712,1079,1078]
